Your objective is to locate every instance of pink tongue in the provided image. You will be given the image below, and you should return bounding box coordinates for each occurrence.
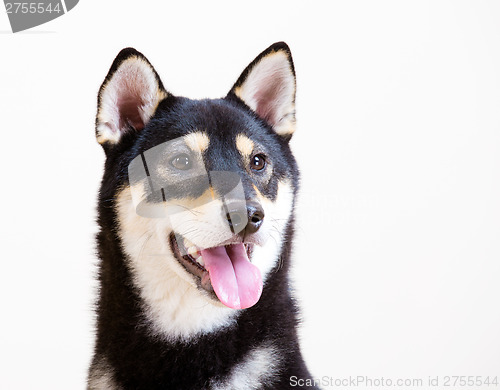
[201,244,262,309]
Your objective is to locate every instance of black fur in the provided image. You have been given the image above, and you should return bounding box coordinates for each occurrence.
[89,43,319,389]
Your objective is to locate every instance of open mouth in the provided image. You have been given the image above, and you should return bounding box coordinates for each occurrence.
[169,232,262,309]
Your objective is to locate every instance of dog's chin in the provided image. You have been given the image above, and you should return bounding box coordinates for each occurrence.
[168,232,255,306]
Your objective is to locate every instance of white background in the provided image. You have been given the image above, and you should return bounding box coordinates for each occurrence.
[1,1,499,389]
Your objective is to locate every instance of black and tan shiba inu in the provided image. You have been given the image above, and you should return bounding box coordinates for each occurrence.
[88,42,319,389]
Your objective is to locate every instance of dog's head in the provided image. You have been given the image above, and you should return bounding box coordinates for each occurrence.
[96,43,299,338]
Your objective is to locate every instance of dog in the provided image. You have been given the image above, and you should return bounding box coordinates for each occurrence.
[88,42,319,389]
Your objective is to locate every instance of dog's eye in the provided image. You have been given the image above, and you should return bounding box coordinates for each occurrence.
[171,153,192,170]
[250,154,266,171]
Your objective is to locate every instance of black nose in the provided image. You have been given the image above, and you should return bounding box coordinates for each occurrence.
[225,201,265,235]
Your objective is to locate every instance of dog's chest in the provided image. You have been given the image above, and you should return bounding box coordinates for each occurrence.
[209,344,281,390]
[88,344,281,390]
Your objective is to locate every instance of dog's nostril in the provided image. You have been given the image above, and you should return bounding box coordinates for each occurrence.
[250,211,263,224]
[245,202,264,234]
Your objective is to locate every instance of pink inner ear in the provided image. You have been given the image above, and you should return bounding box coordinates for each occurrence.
[254,76,284,126]
[117,94,145,131]
[234,50,295,134]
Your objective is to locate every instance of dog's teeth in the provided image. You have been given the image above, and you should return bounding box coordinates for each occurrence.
[187,246,199,256]
[186,245,204,267]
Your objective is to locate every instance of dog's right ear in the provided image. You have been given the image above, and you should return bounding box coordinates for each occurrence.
[227,42,296,141]
[96,48,167,146]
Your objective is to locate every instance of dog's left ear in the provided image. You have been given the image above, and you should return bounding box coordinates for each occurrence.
[227,42,296,140]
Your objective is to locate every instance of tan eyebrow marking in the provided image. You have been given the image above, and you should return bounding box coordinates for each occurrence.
[184,132,210,152]
[236,134,255,157]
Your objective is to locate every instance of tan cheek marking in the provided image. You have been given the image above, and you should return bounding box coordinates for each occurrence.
[165,188,220,212]
[236,134,255,157]
[253,181,293,212]
[184,132,210,153]
[253,184,270,207]
[128,182,216,216]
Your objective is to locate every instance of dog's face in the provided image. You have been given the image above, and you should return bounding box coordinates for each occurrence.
[96,43,298,340]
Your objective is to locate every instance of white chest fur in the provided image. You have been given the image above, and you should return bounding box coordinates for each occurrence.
[210,344,282,390]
